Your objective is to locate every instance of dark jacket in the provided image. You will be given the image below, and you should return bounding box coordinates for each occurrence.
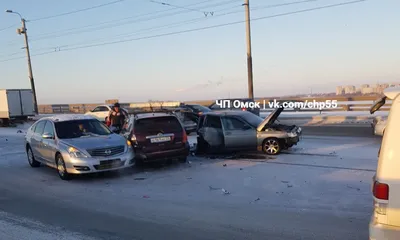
[108,108,128,126]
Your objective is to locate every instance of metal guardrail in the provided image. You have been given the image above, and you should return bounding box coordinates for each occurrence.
[37,95,389,114]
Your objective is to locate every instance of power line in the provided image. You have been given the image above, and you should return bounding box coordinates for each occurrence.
[5,0,314,56]
[1,2,240,56]
[28,0,126,22]
[148,0,217,15]
[29,0,315,43]
[31,0,241,41]
[29,0,231,39]
[0,24,19,32]
[41,0,317,51]
[0,0,367,63]
[251,0,318,10]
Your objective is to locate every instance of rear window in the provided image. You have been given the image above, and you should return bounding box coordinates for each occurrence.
[135,116,182,132]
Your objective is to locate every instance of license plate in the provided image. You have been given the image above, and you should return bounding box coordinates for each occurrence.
[100,159,120,165]
[150,137,171,143]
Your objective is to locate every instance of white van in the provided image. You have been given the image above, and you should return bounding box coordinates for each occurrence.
[369,87,400,239]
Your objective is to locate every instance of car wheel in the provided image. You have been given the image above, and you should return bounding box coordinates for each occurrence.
[262,138,281,155]
[178,157,187,163]
[56,153,71,180]
[26,145,40,167]
[134,158,144,168]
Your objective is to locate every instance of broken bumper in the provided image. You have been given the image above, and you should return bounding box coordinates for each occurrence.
[285,136,300,146]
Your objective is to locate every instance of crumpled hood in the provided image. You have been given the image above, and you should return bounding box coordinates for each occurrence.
[256,107,284,132]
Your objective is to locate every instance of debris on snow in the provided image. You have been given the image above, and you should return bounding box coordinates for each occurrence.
[134,177,146,181]
[142,195,150,198]
[209,186,220,191]
[223,164,227,167]
[281,181,289,183]
[221,188,230,195]
[346,185,360,191]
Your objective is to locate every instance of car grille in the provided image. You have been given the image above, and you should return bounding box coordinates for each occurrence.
[87,146,125,157]
[94,159,125,170]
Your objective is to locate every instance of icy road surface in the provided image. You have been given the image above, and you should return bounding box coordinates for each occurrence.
[0,127,380,240]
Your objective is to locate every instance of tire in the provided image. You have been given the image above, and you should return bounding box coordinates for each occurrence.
[178,157,187,163]
[262,138,281,155]
[26,145,40,168]
[56,153,71,180]
[134,158,144,168]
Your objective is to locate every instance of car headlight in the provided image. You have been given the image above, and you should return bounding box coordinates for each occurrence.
[287,132,297,138]
[125,140,132,153]
[68,147,88,158]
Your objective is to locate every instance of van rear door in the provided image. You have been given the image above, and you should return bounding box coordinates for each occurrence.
[374,96,400,226]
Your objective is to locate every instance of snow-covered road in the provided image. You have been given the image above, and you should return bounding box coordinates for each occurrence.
[0,126,379,239]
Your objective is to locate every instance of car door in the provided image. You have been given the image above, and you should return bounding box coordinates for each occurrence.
[31,120,46,161]
[41,120,57,166]
[198,115,224,148]
[221,116,257,150]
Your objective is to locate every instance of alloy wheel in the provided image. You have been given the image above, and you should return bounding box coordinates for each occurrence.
[265,139,280,154]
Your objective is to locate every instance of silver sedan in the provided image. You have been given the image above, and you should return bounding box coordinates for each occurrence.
[25,114,135,180]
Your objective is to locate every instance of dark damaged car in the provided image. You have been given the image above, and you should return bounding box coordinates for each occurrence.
[196,107,302,155]
[123,112,190,165]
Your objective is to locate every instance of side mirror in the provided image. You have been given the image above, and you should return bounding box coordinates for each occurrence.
[370,96,386,114]
[42,132,54,139]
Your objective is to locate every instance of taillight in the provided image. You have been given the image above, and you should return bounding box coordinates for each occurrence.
[182,131,187,143]
[373,181,389,200]
[130,134,137,144]
[242,108,246,111]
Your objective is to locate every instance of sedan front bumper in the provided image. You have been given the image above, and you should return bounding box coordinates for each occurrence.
[285,136,300,146]
[62,150,135,174]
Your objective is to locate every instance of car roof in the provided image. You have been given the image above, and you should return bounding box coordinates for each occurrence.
[40,114,96,122]
[384,86,400,100]
[134,112,176,119]
[203,110,251,117]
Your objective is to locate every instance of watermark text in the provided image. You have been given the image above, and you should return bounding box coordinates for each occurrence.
[214,99,338,110]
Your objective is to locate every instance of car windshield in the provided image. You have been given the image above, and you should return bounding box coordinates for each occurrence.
[239,112,264,127]
[54,119,111,139]
[190,105,211,112]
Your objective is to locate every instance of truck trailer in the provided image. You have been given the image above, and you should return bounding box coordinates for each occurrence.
[0,89,35,121]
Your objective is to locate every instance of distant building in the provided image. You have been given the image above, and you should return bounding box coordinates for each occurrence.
[336,86,344,95]
[361,87,374,94]
[344,85,356,94]
[361,84,370,88]
[381,83,389,89]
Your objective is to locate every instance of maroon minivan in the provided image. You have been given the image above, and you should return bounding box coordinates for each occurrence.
[124,112,190,165]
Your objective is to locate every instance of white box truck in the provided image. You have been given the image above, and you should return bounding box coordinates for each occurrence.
[0,89,35,120]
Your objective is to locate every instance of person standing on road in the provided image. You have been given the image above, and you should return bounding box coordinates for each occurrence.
[107,103,128,133]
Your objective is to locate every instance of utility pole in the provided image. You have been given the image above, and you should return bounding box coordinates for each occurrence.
[6,10,38,114]
[20,19,38,114]
[244,0,254,100]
